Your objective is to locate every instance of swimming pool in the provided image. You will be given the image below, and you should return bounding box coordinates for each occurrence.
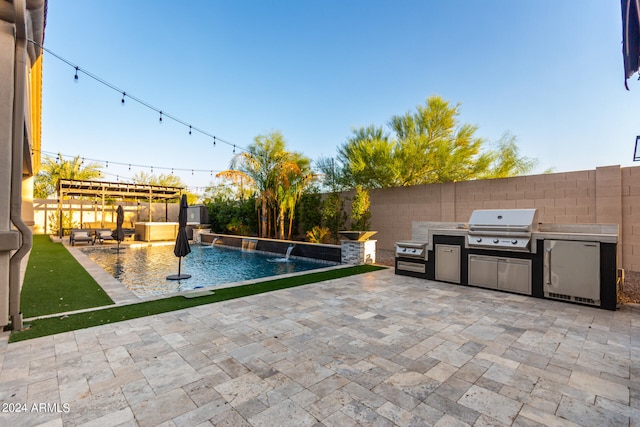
[81,244,334,297]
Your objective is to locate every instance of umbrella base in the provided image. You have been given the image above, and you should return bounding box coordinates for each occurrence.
[166,274,192,280]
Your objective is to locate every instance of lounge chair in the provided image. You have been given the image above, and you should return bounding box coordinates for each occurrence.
[70,229,93,246]
[94,229,116,244]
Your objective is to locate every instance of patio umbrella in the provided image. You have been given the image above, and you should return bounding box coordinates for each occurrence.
[622,0,640,89]
[114,205,125,253]
[167,194,191,280]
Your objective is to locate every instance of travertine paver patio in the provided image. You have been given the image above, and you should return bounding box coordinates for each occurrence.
[0,268,638,426]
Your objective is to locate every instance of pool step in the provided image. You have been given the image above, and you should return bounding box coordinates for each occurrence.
[182,290,216,299]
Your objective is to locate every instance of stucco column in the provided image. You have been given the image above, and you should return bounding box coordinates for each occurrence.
[595,165,623,267]
[0,21,15,328]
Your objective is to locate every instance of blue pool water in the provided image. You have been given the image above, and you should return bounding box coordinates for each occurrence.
[81,244,332,297]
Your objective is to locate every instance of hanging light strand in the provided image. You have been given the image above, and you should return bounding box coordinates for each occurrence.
[29,40,245,154]
[37,149,224,177]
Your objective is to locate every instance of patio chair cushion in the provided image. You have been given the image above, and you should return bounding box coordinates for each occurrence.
[73,231,90,239]
[97,230,114,239]
[70,230,93,246]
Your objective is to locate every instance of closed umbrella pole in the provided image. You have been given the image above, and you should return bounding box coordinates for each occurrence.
[115,205,125,253]
[167,194,191,280]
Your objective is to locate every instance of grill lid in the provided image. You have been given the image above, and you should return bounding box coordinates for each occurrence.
[468,209,538,232]
[467,209,538,252]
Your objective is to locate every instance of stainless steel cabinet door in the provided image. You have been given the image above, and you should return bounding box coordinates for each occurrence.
[435,245,460,284]
[544,240,600,302]
[497,258,531,295]
[468,255,498,289]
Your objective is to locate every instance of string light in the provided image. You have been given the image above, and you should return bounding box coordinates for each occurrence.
[29,41,248,155]
[189,125,192,135]
[213,136,216,147]
[39,150,224,178]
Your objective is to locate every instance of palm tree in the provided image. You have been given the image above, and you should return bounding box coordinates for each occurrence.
[34,153,103,198]
[274,154,313,240]
[224,131,312,238]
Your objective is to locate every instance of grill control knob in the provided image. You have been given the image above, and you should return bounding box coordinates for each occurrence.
[476,238,482,243]
[493,239,499,244]
[511,239,518,245]
[412,249,417,253]
[402,248,407,252]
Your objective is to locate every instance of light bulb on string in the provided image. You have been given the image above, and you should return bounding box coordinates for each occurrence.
[128,164,131,171]
[106,161,109,168]
[191,170,194,176]
[171,168,174,175]
[37,47,254,166]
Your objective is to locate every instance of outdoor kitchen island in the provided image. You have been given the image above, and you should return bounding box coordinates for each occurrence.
[395,209,620,310]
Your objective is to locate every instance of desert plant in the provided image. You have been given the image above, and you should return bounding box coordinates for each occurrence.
[306,226,330,244]
[47,211,78,236]
[322,192,347,243]
[350,185,371,231]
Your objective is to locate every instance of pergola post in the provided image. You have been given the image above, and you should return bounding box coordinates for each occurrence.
[101,183,105,228]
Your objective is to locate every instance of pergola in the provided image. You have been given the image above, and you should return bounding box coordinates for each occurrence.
[56,179,184,236]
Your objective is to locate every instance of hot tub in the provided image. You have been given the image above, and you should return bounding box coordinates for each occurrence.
[134,222,179,241]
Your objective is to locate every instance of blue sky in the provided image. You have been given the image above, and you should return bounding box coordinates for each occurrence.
[41,1,640,193]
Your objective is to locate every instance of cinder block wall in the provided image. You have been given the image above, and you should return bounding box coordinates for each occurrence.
[367,164,640,272]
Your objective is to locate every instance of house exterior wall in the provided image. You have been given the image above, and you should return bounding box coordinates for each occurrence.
[0,19,15,328]
[0,0,45,328]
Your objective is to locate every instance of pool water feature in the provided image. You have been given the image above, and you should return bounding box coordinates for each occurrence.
[81,244,334,297]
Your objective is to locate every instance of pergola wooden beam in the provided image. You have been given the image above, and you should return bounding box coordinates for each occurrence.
[56,179,184,236]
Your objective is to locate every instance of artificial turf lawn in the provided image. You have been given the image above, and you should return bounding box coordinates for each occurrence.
[20,235,114,317]
[11,258,385,342]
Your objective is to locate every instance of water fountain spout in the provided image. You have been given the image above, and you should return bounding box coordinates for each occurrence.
[285,244,295,260]
[210,237,219,246]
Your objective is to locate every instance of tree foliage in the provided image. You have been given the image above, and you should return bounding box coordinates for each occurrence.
[297,186,323,237]
[222,131,313,239]
[350,185,371,231]
[34,154,103,198]
[336,96,538,189]
[131,171,198,205]
[207,197,257,236]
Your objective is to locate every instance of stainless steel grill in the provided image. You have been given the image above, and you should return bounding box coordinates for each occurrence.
[467,209,538,252]
[395,240,428,260]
